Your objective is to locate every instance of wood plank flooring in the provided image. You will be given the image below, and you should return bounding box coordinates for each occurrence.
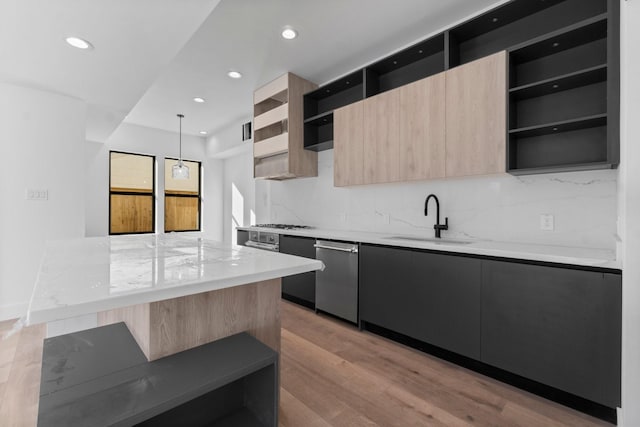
[278,301,610,427]
[0,301,611,426]
[0,319,45,427]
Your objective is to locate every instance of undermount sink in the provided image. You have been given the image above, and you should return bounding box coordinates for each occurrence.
[384,236,473,245]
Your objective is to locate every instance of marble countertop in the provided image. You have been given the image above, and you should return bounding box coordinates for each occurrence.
[238,226,619,270]
[27,234,323,325]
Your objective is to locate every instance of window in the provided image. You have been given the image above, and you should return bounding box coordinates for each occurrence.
[164,158,201,232]
[109,151,155,234]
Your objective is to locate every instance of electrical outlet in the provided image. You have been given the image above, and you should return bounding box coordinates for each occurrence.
[540,214,554,231]
[26,189,48,201]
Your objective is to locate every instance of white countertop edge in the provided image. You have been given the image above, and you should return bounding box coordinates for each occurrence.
[26,260,323,326]
[238,226,620,270]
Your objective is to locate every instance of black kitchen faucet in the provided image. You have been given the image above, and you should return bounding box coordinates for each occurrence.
[424,194,448,238]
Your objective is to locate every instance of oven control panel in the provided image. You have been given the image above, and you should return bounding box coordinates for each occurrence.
[248,230,280,250]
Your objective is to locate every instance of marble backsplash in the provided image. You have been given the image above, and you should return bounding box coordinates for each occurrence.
[254,151,619,251]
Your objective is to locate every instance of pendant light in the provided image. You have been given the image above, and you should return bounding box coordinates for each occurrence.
[172,114,189,179]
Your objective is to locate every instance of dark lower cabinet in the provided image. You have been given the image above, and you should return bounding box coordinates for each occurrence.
[481,260,621,408]
[236,229,249,246]
[359,244,622,413]
[359,244,481,360]
[279,235,316,308]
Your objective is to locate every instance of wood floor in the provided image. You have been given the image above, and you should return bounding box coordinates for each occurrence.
[278,301,609,427]
[0,301,611,426]
[0,319,45,427]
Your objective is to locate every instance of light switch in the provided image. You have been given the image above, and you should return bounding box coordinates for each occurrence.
[26,189,48,201]
[540,214,554,231]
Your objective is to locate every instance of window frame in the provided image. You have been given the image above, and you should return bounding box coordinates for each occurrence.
[108,150,156,235]
[164,157,202,233]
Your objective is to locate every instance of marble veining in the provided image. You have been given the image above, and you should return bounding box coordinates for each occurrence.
[255,150,619,251]
[27,234,323,325]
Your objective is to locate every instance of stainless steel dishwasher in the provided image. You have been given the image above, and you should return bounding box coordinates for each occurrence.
[314,240,359,323]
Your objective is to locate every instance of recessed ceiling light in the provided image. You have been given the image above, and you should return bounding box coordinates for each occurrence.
[281,27,297,40]
[193,97,205,103]
[199,131,208,135]
[65,36,93,50]
[227,70,242,79]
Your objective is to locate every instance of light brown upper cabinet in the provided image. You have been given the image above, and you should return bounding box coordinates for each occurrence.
[363,88,400,184]
[253,73,318,180]
[445,51,507,177]
[399,72,446,181]
[334,101,364,187]
[333,51,506,187]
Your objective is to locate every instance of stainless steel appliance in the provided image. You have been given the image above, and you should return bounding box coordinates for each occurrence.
[245,230,279,251]
[315,240,359,323]
[244,224,314,251]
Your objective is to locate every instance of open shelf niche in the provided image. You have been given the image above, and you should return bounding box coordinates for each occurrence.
[507,6,617,173]
[302,0,618,175]
[253,73,318,179]
[38,324,279,427]
[303,70,363,151]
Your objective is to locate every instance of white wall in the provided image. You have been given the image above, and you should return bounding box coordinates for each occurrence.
[0,83,86,320]
[619,0,640,424]
[84,123,224,241]
[207,117,255,245]
[255,151,618,250]
[223,151,255,245]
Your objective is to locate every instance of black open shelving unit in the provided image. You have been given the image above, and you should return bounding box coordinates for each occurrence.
[303,0,619,176]
[507,4,618,174]
[38,324,278,427]
[303,70,364,151]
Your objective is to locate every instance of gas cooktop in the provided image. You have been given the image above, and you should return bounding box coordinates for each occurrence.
[253,224,314,230]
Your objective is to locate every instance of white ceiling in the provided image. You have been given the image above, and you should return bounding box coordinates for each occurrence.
[0,0,220,141]
[1,0,502,141]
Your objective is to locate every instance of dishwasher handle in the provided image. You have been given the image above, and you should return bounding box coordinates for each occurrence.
[314,243,358,253]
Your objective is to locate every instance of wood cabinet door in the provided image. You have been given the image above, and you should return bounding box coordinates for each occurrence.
[445,51,507,177]
[399,72,446,181]
[364,89,400,184]
[334,101,364,187]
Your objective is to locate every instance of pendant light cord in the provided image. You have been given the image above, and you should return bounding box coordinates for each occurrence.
[177,113,184,163]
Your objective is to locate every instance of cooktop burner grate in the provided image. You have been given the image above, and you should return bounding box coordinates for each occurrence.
[253,224,313,230]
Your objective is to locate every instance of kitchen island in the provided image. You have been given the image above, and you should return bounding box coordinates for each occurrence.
[27,234,323,359]
[24,234,322,426]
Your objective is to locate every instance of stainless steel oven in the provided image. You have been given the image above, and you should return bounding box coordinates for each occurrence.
[245,230,279,252]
